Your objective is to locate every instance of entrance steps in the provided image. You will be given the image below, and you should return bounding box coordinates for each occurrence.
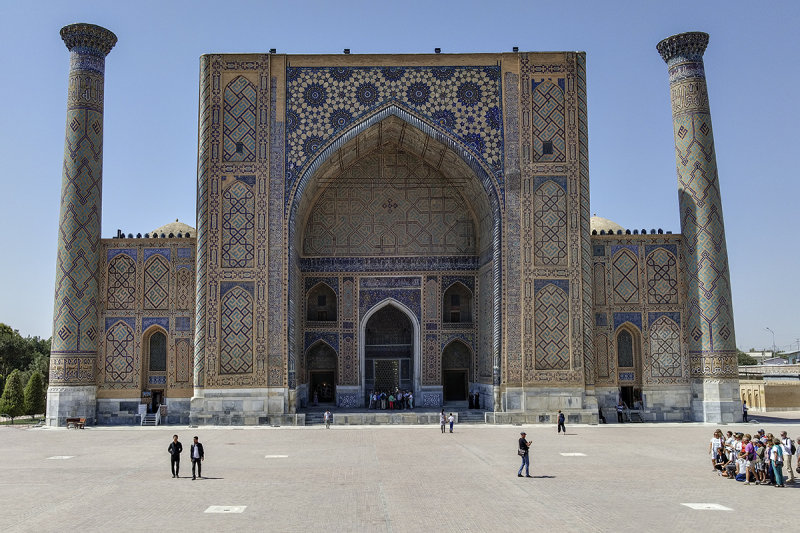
[301,408,487,426]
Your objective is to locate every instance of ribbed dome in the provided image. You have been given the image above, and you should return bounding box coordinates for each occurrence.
[590,215,624,234]
[151,219,196,237]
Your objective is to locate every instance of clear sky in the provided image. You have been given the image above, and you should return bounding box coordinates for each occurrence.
[0,0,797,352]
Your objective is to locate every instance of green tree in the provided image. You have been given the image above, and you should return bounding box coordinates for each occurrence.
[738,350,757,366]
[0,369,26,423]
[24,371,46,416]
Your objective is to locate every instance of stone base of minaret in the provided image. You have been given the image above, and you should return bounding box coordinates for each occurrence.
[46,386,97,426]
[691,380,742,423]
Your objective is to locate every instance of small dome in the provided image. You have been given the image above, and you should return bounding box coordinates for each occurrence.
[591,215,624,234]
[151,219,196,237]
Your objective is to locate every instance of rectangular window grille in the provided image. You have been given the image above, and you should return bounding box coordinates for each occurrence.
[317,310,328,321]
[542,140,553,154]
[317,295,326,306]
[235,142,244,153]
[451,294,460,306]
[450,311,460,323]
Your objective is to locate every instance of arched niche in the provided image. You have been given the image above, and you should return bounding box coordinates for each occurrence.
[615,324,642,408]
[442,282,473,324]
[142,326,168,413]
[306,283,337,322]
[360,299,420,403]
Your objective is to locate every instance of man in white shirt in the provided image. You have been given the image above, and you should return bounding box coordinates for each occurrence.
[780,431,794,483]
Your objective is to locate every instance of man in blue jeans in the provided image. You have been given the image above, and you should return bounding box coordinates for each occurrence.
[518,432,532,478]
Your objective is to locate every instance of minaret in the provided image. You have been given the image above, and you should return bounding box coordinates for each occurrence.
[657,32,739,422]
[47,24,116,426]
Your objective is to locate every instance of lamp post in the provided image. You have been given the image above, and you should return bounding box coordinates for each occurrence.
[765,327,776,354]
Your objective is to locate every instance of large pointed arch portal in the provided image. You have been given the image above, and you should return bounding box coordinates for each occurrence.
[287,105,503,407]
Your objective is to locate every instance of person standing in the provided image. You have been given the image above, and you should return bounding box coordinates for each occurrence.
[324,409,332,429]
[780,431,794,483]
[168,434,183,478]
[771,437,785,487]
[557,410,566,435]
[448,413,455,433]
[742,401,748,422]
[440,410,446,434]
[598,407,606,424]
[616,403,624,423]
[190,436,204,480]
[517,432,532,478]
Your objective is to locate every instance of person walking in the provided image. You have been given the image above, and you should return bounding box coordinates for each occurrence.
[517,431,532,478]
[190,436,204,480]
[324,409,332,429]
[168,434,183,478]
[440,410,446,434]
[557,410,566,435]
[448,413,455,433]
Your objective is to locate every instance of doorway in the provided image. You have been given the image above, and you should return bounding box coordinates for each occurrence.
[364,305,413,394]
[150,390,164,413]
[310,371,335,404]
[443,370,467,401]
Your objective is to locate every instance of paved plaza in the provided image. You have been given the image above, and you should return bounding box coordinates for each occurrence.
[2,415,799,532]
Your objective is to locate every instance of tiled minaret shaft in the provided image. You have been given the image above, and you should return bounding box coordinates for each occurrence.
[657,32,739,422]
[47,24,116,426]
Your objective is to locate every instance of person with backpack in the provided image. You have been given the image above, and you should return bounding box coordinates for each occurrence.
[739,435,756,484]
[780,431,795,483]
[771,437,786,487]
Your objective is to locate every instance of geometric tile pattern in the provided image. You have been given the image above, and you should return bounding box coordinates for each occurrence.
[533,178,567,265]
[221,181,255,268]
[662,37,738,377]
[219,286,253,374]
[223,76,256,162]
[285,65,503,203]
[648,315,683,379]
[104,320,135,384]
[534,282,570,370]
[531,78,565,162]
[612,249,639,304]
[302,151,475,257]
[143,255,170,310]
[595,333,610,378]
[175,267,194,310]
[645,247,678,304]
[106,253,136,310]
[175,338,191,383]
[593,262,606,306]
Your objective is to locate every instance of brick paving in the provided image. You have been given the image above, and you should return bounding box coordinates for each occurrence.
[1,416,799,532]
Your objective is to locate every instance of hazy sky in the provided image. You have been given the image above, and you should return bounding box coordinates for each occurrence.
[0,0,797,352]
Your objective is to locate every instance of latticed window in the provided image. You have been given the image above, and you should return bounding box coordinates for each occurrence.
[617,330,634,368]
[149,331,167,372]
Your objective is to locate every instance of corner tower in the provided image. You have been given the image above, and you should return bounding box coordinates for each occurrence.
[47,24,117,426]
[657,32,739,422]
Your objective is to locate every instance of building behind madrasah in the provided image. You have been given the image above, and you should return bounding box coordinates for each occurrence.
[47,24,741,426]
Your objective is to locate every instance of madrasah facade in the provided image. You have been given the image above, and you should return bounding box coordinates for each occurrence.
[46,23,740,426]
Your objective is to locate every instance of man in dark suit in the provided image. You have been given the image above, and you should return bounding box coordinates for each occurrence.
[190,436,204,480]
[168,434,183,478]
